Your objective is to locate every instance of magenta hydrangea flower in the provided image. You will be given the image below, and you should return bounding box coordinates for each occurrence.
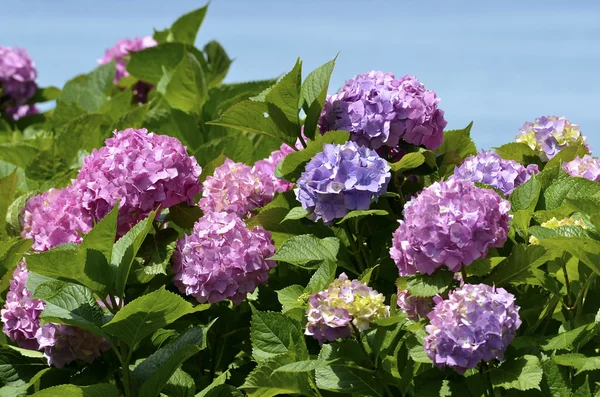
[1,262,109,367]
[424,284,521,374]
[76,128,202,236]
[397,289,433,322]
[172,211,276,304]
[252,143,297,194]
[200,158,270,218]
[295,141,391,224]
[390,179,511,276]
[451,150,539,196]
[562,155,600,183]
[306,273,389,344]
[0,46,38,120]
[21,186,93,252]
[319,71,447,156]
[516,116,589,161]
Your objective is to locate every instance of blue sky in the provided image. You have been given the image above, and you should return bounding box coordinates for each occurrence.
[2,0,599,151]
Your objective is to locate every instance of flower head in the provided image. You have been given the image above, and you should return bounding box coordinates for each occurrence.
[172,211,276,304]
[562,155,600,183]
[306,273,389,344]
[98,36,157,83]
[319,71,447,155]
[295,141,391,223]
[424,283,521,374]
[390,178,511,275]
[452,151,539,195]
[516,116,589,161]
[21,186,94,252]
[76,128,202,236]
[252,143,297,194]
[397,289,433,321]
[0,46,38,120]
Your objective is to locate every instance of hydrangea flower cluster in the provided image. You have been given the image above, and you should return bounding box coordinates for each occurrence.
[252,143,297,194]
[1,262,110,367]
[305,273,389,344]
[452,151,539,196]
[172,211,276,304]
[21,186,93,252]
[529,216,587,245]
[516,116,589,161]
[397,289,433,321]
[319,71,447,155]
[562,155,600,183]
[295,141,391,223]
[76,128,202,236]
[0,46,38,120]
[390,178,511,275]
[98,36,157,102]
[424,283,521,374]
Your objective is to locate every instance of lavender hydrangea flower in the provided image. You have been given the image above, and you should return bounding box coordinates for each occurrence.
[319,71,447,156]
[98,36,157,102]
[306,273,389,344]
[452,150,539,195]
[397,289,433,321]
[0,46,38,120]
[295,141,391,223]
[252,143,297,194]
[76,128,202,236]
[424,283,521,374]
[390,179,511,276]
[21,186,94,252]
[1,262,110,367]
[172,211,276,304]
[562,155,600,182]
[516,116,589,161]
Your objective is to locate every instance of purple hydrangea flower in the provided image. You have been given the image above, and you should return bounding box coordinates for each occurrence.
[1,262,109,367]
[390,178,511,276]
[424,283,521,374]
[21,186,94,252]
[516,116,590,161]
[306,273,389,344]
[319,71,447,155]
[562,155,600,183]
[397,289,433,321]
[252,143,297,194]
[451,150,539,196]
[172,211,276,304]
[6,104,39,121]
[76,128,202,236]
[295,141,391,224]
[0,46,38,120]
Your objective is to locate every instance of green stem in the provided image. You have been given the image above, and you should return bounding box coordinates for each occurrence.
[576,274,596,317]
[460,266,468,284]
[352,220,370,269]
[561,261,575,328]
[298,130,307,149]
[120,345,133,397]
[351,323,376,369]
[479,362,494,397]
[343,223,366,272]
[309,376,323,397]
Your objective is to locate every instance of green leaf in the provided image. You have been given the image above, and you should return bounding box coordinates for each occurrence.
[133,228,178,283]
[167,204,203,230]
[111,211,157,298]
[281,207,309,222]
[300,56,336,140]
[197,384,243,397]
[546,143,590,170]
[162,368,195,397]
[5,192,35,237]
[157,51,207,115]
[241,354,315,397]
[80,202,119,263]
[0,171,18,238]
[202,79,276,122]
[29,384,119,397]
[553,354,600,376]
[276,130,350,181]
[541,322,597,351]
[490,355,543,391]
[250,308,308,362]
[28,86,61,104]
[538,237,600,275]
[144,97,203,149]
[541,359,571,397]
[435,122,476,175]
[315,361,382,396]
[136,327,209,397]
[276,285,305,314]
[102,287,199,348]
[336,209,388,224]
[543,176,600,211]
[0,143,39,168]
[273,359,327,373]
[265,58,302,127]
[358,264,378,285]
[57,62,116,113]
[390,152,426,173]
[0,346,47,388]
[406,270,454,297]
[511,175,542,212]
[269,235,339,269]
[169,5,208,45]
[204,40,232,88]
[0,238,32,281]
[54,113,112,167]
[305,259,337,294]
[467,256,506,277]
[485,244,559,286]
[495,142,542,166]
[99,89,133,120]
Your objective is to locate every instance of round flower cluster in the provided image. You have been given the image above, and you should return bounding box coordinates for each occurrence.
[305,273,389,344]
[397,289,433,322]
[252,143,297,194]
[0,46,38,120]
[172,211,276,304]
[295,141,391,224]
[21,186,93,252]
[390,178,511,275]
[76,128,202,236]
[424,283,521,374]
[562,155,600,183]
[319,71,447,155]
[452,151,539,196]
[516,116,589,161]
[1,262,109,367]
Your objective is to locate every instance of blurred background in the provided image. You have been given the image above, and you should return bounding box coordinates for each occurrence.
[2,0,599,150]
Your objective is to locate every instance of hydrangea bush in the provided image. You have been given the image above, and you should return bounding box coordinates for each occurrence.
[1,4,600,397]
